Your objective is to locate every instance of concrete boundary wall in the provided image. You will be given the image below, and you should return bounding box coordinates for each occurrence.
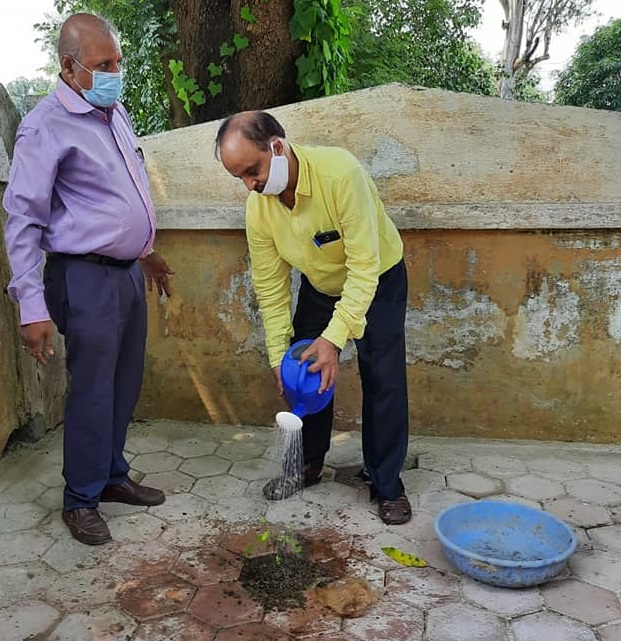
[137,85,621,443]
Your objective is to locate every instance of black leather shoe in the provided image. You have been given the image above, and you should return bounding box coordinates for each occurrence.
[100,477,165,506]
[62,508,112,545]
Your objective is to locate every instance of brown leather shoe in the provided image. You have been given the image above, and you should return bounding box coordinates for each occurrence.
[378,493,412,525]
[100,477,165,506]
[62,508,112,545]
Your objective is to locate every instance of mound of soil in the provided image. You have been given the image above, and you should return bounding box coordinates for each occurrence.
[240,553,327,611]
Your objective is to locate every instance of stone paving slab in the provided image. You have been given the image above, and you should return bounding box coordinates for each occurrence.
[0,419,619,641]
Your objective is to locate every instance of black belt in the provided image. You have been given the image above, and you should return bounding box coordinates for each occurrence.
[48,252,137,268]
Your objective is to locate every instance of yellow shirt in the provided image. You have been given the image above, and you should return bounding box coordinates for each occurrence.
[246,143,403,368]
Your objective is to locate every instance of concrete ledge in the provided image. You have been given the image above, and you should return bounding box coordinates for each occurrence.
[155,202,621,230]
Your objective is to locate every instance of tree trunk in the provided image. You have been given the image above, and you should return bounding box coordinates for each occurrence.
[169,0,300,124]
[499,0,526,100]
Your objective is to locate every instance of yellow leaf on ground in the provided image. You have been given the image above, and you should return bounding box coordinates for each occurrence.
[381,546,428,567]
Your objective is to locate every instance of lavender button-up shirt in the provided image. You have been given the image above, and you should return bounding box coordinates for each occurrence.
[3,78,156,325]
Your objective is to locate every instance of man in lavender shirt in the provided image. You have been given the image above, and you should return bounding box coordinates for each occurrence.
[3,13,173,545]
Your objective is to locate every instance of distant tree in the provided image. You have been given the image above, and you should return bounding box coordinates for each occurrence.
[555,19,621,112]
[6,77,55,116]
[498,0,596,100]
[346,0,497,96]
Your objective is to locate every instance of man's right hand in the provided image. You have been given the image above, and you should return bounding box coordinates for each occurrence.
[272,366,284,397]
[20,321,55,365]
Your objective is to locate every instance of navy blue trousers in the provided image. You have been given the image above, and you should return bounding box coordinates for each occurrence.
[43,256,147,510]
[292,259,409,500]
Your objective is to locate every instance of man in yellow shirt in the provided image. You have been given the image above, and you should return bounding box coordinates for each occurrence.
[216,111,411,525]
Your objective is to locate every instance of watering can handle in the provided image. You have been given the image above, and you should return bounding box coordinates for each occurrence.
[297,360,310,393]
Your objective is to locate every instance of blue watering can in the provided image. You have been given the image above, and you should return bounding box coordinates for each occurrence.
[280,339,335,418]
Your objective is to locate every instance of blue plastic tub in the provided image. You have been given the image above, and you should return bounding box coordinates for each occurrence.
[435,500,577,588]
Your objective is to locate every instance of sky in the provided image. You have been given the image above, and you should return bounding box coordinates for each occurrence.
[1,0,620,91]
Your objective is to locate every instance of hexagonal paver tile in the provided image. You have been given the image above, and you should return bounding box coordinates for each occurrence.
[193,475,248,500]
[386,567,460,609]
[598,622,621,641]
[351,531,425,570]
[297,527,351,561]
[460,576,541,616]
[417,451,472,474]
[133,613,216,641]
[504,475,565,501]
[229,458,281,481]
[0,530,54,565]
[208,497,267,523]
[35,463,65,488]
[173,547,243,585]
[541,578,621,625]
[265,602,341,638]
[189,581,263,627]
[131,452,183,474]
[482,494,541,510]
[37,487,64,510]
[0,600,60,641]
[158,517,222,549]
[0,480,47,505]
[107,512,167,544]
[544,498,612,528]
[48,607,138,641]
[393,509,437,542]
[588,462,621,485]
[569,550,621,592]
[472,455,528,478]
[107,541,179,577]
[343,597,424,641]
[0,502,49,533]
[124,434,169,454]
[565,479,621,506]
[179,455,231,478]
[148,492,212,522]
[426,603,509,641]
[401,469,446,495]
[46,568,123,609]
[511,611,597,641]
[214,622,292,641]
[266,498,327,528]
[526,458,589,481]
[588,524,621,553]
[0,562,58,608]
[141,471,195,494]
[43,537,114,573]
[303,481,362,509]
[447,473,503,498]
[167,437,218,458]
[118,573,196,620]
[339,557,386,591]
[326,506,387,537]
[215,439,268,461]
[417,490,475,516]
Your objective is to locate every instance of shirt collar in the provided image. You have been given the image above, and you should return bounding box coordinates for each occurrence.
[290,143,311,198]
[54,76,117,117]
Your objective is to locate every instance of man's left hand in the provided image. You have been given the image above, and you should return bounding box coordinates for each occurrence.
[139,251,174,296]
[301,336,339,393]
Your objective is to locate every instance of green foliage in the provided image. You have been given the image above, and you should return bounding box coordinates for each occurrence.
[513,70,548,104]
[169,59,206,116]
[6,77,56,116]
[290,0,352,99]
[555,19,621,112]
[345,0,496,96]
[245,519,303,566]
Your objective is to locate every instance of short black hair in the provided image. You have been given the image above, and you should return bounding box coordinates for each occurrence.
[215,111,286,159]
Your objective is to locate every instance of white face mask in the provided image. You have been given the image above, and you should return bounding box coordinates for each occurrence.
[261,140,289,195]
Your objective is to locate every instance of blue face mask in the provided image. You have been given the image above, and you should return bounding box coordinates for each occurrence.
[72,58,123,108]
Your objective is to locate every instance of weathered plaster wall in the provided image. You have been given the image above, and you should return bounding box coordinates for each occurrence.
[0,85,66,453]
[136,84,621,443]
